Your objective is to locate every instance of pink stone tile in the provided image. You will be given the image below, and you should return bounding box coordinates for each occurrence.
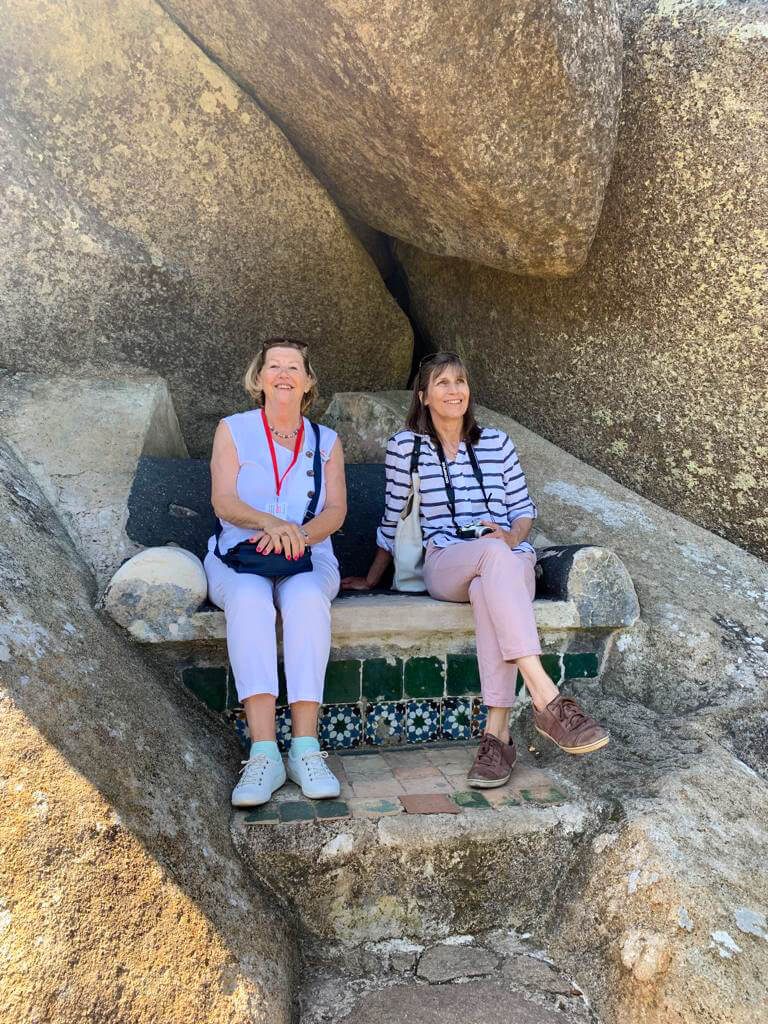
[350,778,405,798]
[426,748,475,766]
[482,785,522,806]
[508,767,552,792]
[400,793,460,815]
[340,754,390,775]
[392,762,436,780]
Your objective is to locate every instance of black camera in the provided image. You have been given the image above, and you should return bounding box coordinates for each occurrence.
[456,522,495,540]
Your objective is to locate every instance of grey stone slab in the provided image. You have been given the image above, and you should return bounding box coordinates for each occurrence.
[502,955,580,995]
[338,980,571,1023]
[417,943,499,983]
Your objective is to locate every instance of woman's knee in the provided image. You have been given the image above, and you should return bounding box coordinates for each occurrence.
[225,577,275,620]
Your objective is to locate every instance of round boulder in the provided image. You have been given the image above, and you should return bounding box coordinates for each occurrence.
[104,547,207,633]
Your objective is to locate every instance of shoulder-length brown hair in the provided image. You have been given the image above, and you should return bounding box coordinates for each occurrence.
[243,338,318,415]
[405,352,481,445]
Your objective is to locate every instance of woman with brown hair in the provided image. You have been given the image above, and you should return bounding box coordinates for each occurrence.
[206,339,347,806]
[343,352,608,787]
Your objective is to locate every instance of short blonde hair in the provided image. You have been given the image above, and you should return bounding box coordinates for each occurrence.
[243,338,318,415]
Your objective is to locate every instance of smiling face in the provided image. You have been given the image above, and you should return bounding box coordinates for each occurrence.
[420,360,470,426]
[256,345,312,414]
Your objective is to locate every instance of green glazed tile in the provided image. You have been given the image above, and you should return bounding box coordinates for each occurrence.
[225,665,241,711]
[520,786,567,805]
[243,805,280,825]
[182,666,227,713]
[540,654,562,684]
[452,790,492,810]
[563,653,600,678]
[363,658,403,701]
[515,668,525,697]
[499,794,522,808]
[446,654,481,696]
[314,800,350,820]
[278,801,316,823]
[324,660,361,704]
[404,657,444,698]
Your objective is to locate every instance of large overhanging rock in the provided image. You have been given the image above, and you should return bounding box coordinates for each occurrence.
[0,372,187,588]
[162,0,622,275]
[0,0,412,456]
[0,441,296,1022]
[395,0,768,558]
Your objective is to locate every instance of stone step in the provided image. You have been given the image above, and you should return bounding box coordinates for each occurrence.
[299,929,597,1024]
[230,743,607,945]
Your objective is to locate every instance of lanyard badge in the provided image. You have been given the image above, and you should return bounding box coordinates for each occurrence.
[262,409,304,519]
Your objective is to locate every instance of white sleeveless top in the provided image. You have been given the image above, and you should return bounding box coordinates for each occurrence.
[209,410,338,565]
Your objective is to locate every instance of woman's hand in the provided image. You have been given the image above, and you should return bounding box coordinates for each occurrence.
[479,518,532,549]
[247,517,306,559]
[479,521,513,546]
[341,576,372,591]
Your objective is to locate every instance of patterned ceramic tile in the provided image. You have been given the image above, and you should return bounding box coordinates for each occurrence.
[275,707,293,753]
[365,701,406,746]
[243,805,280,825]
[471,698,489,737]
[405,699,441,743]
[319,703,363,750]
[224,708,250,750]
[441,697,473,741]
[452,790,492,811]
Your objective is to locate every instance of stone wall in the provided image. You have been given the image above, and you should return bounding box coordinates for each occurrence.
[398,0,768,558]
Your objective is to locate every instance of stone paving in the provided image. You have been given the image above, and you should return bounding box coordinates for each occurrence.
[239,742,568,826]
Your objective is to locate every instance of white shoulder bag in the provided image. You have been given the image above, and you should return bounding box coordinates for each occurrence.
[393,435,426,592]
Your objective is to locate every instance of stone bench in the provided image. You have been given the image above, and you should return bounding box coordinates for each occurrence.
[105,455,639,750]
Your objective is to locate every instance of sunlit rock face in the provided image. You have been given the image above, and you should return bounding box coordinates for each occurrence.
[0,0,412,455]
[162,0,622,275]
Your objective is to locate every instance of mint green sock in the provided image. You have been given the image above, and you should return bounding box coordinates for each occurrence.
[249,740,281,763]
[289,735,320,759]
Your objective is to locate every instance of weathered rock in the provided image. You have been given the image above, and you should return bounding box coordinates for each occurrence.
[104,546,207,631]
[417,942,499,983]
[0,0,412,455]
[0,372,187,587]
[162,0,622,275]
[502,955,579,995]
[337,980,571,1024]
[0,441,296,1022]
[397,0,768,559]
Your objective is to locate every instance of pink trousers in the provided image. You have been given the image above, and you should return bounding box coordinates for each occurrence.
[423,538,541,708]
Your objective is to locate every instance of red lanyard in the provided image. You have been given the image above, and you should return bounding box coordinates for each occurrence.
[262,409,304,497]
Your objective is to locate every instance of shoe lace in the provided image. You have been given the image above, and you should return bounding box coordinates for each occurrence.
[475,734,501,768]
[554,697,589,730]
[300,750,333,781]
[238,754,270,785]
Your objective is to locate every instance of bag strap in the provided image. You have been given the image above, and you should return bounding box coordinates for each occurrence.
[214,419,322,557]
[409,434,421,477]
[434,436,492,531]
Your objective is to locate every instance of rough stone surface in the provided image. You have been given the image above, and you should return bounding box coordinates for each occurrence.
[162,0,622,275]
[317,390,768,1024]
[417,943,499,983]
[336,980,571,1024]
[104,546,208,631]
[0,441,296,1023]
[0,372,187,587]
[397,0,768,559]
[502,955,580,995]
[0,0,412,455]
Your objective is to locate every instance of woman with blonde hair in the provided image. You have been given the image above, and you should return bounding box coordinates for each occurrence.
[343,352,608,787]
[206,339,347,806]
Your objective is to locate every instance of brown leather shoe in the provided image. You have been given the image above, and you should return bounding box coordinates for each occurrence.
[533,695,609,754]
[467,733,517,788]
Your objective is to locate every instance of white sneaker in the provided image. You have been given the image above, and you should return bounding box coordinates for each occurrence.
[231,754,286,807]
[286,749,341,799]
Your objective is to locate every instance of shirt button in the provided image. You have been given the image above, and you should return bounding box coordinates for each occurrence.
[307,490,315,498]
[306,451,313,458]
[307,469,314,476]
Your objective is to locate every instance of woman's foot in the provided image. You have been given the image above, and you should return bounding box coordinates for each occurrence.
[231,754,287,807]
[287,749,341,799]
[533,695,609,754]
[467,733,517,788]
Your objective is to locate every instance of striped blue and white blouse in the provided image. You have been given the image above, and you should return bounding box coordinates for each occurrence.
[376,427,537,554]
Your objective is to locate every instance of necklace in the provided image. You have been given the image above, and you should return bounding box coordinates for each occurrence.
[268,419,301,440]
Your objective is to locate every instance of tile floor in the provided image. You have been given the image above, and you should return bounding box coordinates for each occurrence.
[241,742,569,825]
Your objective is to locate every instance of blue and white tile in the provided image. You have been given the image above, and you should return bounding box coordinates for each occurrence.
[224,709,250,750]
[405,699,441,743]
[441,697,473,741]
[365,701,405,746]
[319,703,363,750]
[471,698,489,737]
[275,707,293,753]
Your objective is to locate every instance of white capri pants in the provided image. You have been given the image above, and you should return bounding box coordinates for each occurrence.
[204,550,341,704]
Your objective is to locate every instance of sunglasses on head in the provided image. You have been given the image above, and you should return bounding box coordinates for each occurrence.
[260,338,309,354]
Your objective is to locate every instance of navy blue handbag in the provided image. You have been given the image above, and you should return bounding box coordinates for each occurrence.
[214,421,322,577]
